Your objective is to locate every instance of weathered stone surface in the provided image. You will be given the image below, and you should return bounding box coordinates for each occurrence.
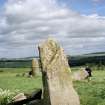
[8,90,42,105]
[32,58,40,68]
[31,58,40,76]
[31,58,36,76]
[38,38,80,105]
[13,93,26,102]
[72,68,89,81]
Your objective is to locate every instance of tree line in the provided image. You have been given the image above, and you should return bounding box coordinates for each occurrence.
[0,55,105,68]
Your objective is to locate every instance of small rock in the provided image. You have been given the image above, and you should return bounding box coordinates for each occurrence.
[13,93,27,102]
[27,100,41,105]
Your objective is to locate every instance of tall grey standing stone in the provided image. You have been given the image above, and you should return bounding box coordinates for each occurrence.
[38,38,80,105]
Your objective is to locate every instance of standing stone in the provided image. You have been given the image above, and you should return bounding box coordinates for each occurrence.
[31,58,36,76]
[38,38,80,105]
[31,58,40,76]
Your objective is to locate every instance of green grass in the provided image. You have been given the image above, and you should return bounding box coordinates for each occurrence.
[0,68,42,93]
[74,70,105,105]
[0,67,105,105]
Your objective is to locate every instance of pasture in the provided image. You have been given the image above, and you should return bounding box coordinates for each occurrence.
[0,67,105,105]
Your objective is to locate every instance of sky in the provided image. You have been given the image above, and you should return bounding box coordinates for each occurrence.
[0,0,105,58]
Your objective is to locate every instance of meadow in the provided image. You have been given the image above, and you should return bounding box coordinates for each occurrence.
[0,67,105,105]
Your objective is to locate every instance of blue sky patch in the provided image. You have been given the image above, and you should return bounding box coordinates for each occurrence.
[58,0,105,16]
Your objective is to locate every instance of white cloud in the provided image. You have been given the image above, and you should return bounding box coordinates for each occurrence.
[92,0,103,3]
[0,0,105,58]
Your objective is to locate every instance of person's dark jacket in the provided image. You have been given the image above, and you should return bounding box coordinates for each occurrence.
[85,67,92,77]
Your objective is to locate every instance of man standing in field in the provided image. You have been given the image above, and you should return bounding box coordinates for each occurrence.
[85,66,92,81]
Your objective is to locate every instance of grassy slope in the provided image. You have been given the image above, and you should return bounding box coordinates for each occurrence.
[0,68,105,105]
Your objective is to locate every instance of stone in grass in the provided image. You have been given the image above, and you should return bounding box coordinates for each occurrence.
[13,93,27,102]
[38,38,80,105]
[28,58,40,77]
[8,89,42,105]
[72,68,89,81]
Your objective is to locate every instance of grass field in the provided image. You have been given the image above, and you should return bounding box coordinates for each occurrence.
[0,67,105,105]
[0,68,42,93]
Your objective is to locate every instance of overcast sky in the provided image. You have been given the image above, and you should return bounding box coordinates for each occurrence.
[0,0,105,58]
